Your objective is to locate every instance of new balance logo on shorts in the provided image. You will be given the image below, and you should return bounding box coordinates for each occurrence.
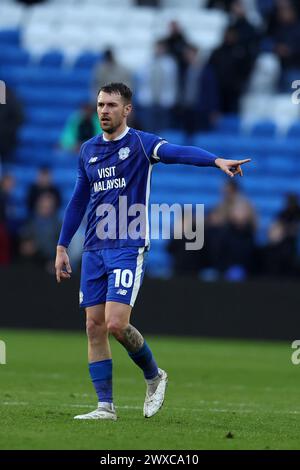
[117,289,127,295]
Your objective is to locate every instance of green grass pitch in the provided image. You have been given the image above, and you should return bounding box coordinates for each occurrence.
[0,329,299,450]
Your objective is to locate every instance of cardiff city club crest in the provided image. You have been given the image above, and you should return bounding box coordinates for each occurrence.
[118,147,130,160]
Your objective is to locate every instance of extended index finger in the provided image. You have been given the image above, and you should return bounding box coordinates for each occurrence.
[238,159,251,165]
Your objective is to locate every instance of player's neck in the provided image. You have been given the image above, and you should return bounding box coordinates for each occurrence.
[103,123,129,142]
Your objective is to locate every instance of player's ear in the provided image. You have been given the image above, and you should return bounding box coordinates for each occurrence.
[124,103,132,117]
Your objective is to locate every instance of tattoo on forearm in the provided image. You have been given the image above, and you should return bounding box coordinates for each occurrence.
[119,325,144,353]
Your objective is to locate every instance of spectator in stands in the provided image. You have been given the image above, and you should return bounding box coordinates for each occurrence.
[204,181,257,278]
[230,0,260,61]
[209,23,258,113]
[263,219,298,278]
[0,180,11,265]
[27,166,61,214]
[60,103,101,152]
[0,174,23,260]
[264,0,300,36]
[135,39,178,131]
[92,49,132,96]
[135,0,160,5]
[19,192,61,273]
[182,45,220,133]
[214,180,257,229]
[199,208,228,277]
[168,181,257,279]
[278,192,300,236]
[275,192,300,269]
[256,0,276,19]
[167,209,202,276]
[221,201,256,279]
[162,21,190,86]
[270,1,300,90]
[207,0,235,11]
[17,0,46,4]
[0,86,23,162]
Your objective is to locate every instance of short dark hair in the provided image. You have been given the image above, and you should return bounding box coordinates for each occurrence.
[98,82,132,104]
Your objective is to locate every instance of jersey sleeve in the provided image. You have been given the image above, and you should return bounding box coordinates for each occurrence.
[57,144,90,248]
[155,142,217,167]
[137,130,168,165]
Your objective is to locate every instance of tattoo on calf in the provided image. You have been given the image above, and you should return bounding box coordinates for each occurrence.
[121,325,144,353]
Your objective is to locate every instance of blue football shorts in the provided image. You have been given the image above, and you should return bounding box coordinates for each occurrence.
[79,247,148,308]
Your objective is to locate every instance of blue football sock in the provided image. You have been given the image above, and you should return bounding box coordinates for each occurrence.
[128,341,159,380]
[89,359,113,404]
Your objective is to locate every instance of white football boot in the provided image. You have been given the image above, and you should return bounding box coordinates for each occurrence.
[143,368,168,418]
[74,402,117,421]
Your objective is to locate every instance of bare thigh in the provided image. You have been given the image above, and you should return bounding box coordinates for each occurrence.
[105,301,132,331]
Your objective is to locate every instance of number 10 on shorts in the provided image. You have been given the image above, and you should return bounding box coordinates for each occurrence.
[113,269,133,288]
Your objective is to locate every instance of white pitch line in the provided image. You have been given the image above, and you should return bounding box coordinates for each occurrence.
[2,401,29,406]
[2,401,300,416]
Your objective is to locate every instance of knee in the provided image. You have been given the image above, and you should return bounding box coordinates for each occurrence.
[86,318,107,342]
[106,319,127,340]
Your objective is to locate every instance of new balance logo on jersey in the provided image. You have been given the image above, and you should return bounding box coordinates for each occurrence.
[118,147,130,160]
[88,156,98,164]
[117,288,127,295]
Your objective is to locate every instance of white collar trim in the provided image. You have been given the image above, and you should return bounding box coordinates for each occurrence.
[102,126,130,142]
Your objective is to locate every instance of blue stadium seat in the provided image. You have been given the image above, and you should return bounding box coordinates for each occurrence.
[17,66,91,87]
[146,240,173,278]
[18,125,61,147]
[13,146,66,167]
[192,132,222,153]
[0,46,29,66]
[0,29,20,46]
[13,146,52,164]
[73,52,103,70]
[39,50,64,68]
[61,188,75,208]
[251,194,283,213]
[25,107,73,126]
[192,133,260,158]
[250,138,298,158]
[3,164,38,184]
[250,120,277,137]
[260,213,275,231]
[52,168,76,186]
[17,86,90,106]
[281,139,300,157]
[0,62,87,90]
[0,65,22,86]
[154,172,222,194]
[264,155,296,174]
[52,149,78,169]
[214,114,241,135]
[150,185,219,208]
[287,121,300,139]
[159,129,186,145]
[243,175,300,196]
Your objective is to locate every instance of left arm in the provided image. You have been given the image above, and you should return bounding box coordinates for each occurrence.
[154,142,251,177]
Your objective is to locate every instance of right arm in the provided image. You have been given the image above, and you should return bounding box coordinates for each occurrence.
[55,150,90,283]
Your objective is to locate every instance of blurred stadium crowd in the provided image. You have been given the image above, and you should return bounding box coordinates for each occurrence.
[0,0,300,280]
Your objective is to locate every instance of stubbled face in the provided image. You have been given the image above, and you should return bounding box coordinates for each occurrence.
[97,91,131,134]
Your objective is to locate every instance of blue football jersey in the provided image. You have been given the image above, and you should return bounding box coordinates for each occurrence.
[78,127,165,250]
